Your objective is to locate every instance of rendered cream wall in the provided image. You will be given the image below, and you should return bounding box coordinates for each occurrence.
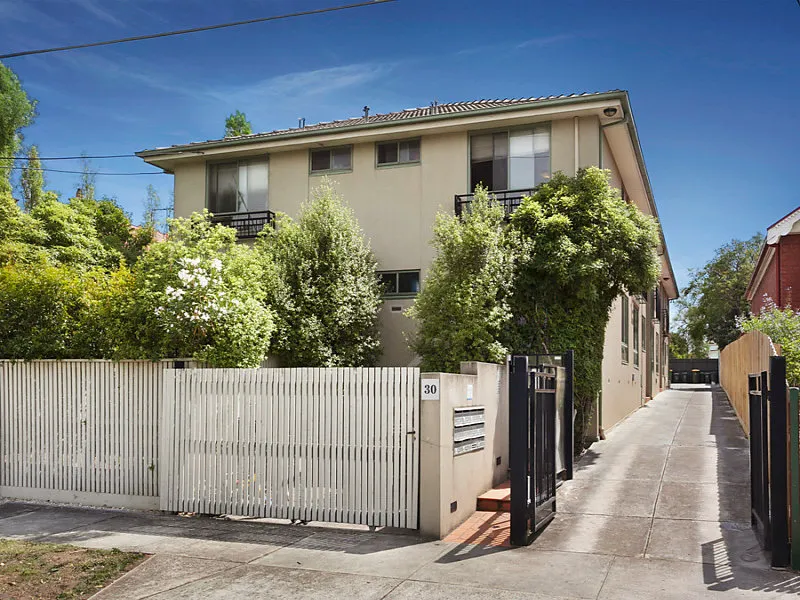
[418,362,508,538]
[170,116,663,374]
[601,296,645,432]
[172,161,206,217]
[266,132,468,366]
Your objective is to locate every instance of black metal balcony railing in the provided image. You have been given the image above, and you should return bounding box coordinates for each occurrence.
[210,210,276,239]
[454,188,536,217]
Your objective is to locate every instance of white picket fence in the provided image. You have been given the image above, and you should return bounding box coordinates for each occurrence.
[161,367,420,528]
[0,360,166,509]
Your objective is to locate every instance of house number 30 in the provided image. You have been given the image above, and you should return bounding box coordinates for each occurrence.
[421,379,440,400]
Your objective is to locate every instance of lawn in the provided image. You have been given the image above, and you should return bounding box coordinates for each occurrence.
[0,539,145,599]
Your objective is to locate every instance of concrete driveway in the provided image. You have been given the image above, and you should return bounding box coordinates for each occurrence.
[2,384,799,599]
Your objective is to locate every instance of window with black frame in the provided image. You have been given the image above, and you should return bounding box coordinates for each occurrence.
[379,270,420,298]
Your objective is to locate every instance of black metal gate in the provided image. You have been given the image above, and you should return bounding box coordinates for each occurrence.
[509,352,574,546]
[748,356,790,568]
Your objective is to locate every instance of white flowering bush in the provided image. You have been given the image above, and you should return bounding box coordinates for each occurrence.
[126,212,276,367]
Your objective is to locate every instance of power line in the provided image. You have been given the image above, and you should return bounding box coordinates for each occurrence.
[0,0,396,59]
[0,154,135,161]
[2,165,165,176]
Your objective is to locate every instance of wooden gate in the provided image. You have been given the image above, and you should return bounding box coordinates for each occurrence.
[160,367,420,529]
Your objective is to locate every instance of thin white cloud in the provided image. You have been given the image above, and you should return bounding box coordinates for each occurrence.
[71,0,124,27]
[0,0,61,27]
[516,34,576,49]
[207,63,393,105]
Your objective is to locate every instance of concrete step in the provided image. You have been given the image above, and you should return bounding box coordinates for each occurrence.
[476,481,510,512]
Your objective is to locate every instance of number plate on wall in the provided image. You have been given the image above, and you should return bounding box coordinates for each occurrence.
[453,406,485,456]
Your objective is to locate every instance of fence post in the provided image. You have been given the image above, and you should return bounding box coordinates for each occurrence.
[790,387,800,571]
[769,356,790,568]
[563,350,574,481]
[509,355,529,547]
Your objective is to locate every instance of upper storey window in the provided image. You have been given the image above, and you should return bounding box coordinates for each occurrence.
[310,146,352,173]
[376,139,420,166]
[469,126,550,192]
[207,158,268,214]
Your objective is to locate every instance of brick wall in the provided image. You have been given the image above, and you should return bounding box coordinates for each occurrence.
[751,250,779,314]
[779,235,800,308]
[751,234,800,313]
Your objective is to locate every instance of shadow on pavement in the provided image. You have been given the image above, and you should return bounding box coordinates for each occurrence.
[703,385,800,594]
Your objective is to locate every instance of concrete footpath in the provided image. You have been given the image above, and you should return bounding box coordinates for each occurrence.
[2,384,800,599]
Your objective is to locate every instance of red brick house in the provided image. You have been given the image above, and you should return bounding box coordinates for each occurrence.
[746,206,800,313]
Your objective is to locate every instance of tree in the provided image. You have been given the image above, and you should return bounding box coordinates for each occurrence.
[407,187,514,372]
[124,212,274,367]
[670,298,710,358]
[72,194,153,266]
[257,181,382,367]
[31,194,112,268]
[681,234,762,349]
[225,110,252,138]
[507,168,661,448]
[78,156,96,200]
[669,331,691,359]
[0,61,37,194]
[20,145,45,212]
[0,190,48,264]
[143,184,166,233]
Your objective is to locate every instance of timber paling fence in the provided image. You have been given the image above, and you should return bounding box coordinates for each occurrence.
[0,360,420,529]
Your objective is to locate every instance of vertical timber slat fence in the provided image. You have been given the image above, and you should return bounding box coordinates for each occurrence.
[160,367,421,528]
[0,360,163,510]
[720,330,776,435]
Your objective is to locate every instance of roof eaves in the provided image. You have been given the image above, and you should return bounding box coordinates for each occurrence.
[612,93,678,299]
[136,91,626,158]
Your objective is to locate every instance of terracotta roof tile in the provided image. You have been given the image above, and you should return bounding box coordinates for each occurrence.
[140,91,623,154]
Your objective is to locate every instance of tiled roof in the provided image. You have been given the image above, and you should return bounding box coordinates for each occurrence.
[139,90,623,155]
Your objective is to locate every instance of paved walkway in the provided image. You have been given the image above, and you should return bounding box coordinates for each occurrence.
[2,385,800,599]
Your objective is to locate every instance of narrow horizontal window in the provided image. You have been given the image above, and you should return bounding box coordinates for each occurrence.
[376,139,420,166]
[378,270,420,297]
[310,146,352,173]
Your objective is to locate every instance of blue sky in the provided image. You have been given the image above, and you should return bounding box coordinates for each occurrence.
[1,0,798,289]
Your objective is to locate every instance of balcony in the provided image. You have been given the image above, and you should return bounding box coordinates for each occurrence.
[454,188,536,217]
[209,210,276,239]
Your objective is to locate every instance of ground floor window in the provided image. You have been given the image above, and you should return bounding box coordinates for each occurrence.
[379,270,420,298]
[621,296,629,363]
[633,304,640,367]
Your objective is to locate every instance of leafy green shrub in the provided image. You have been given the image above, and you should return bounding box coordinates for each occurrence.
[407,187,514,372]
[124,212,274,367]
[0,262,86,359]
[408,168,660,449]
[739,297,800,386]
[257,180,382,367]
[508,168,660,447]
[0,191,48,264]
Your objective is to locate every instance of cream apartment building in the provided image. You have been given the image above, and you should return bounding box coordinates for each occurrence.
[138,90,677,433]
